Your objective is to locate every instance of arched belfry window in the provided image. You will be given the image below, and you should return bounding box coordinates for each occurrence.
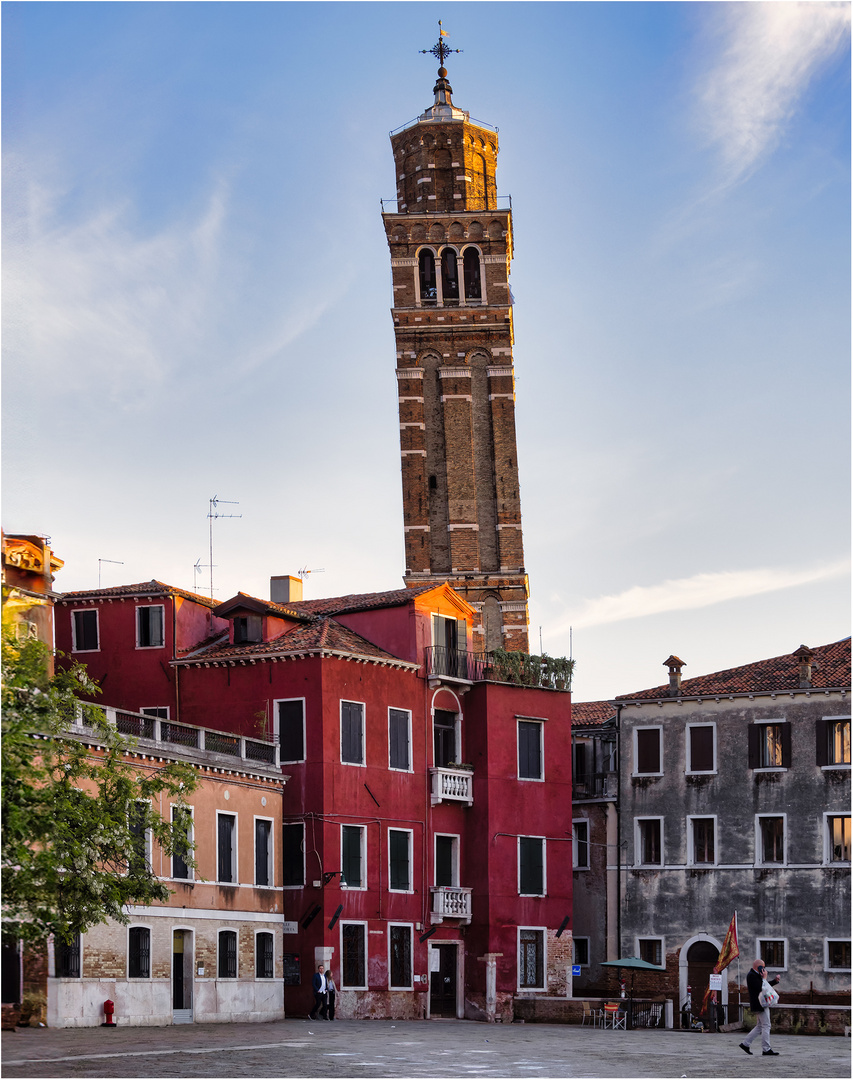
[441,249,459,305]
[418,249,437,304]
[463,248,482,302]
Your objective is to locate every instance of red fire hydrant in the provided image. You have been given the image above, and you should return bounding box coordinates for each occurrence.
[101,999,116,1028]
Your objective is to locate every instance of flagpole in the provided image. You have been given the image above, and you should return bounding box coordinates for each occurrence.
[735,910,741,1024]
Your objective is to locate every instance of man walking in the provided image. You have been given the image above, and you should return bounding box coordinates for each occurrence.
[739,958,780,1056]
[310,964,327,1021]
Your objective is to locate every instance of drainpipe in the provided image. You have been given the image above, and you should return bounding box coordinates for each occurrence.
[615,703,623,966]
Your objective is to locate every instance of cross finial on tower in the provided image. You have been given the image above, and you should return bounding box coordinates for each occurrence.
[420,20,462,72]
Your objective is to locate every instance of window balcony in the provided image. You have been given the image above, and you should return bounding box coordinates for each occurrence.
[430,886,472,924]
[573,771,618,801]
[430,766,474,806]
[425,646,486,684]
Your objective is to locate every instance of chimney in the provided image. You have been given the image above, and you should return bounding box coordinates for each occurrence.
[793,644,814,688]
[271,575,303,605]
[663,655,685,696]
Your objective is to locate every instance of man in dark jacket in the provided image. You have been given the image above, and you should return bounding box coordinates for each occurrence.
[739,958,780,1056]
[310,964,328,1020]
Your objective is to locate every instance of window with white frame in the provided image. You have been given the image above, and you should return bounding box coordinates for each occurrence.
[635,818,663,866]
[686,723,715,773]
[826,940,851,971]
[341,922,367,988]
[749,721,790,769]
[341,824,366,889]
[389,829,412,892]
[255,818,273,886]
[217,812,237,883]
[71,609,99,652]
[136,604,165,648]
[341,701,365,765]
[128,801,151,875]
[171,805,193,880]
[434,834,459,887]
[218,930,237,978]
[634,727,662,775]
[688,816,716,865]
[389,708,411,771]
[141,706,169,720]
[283,822,304,887]
[277,699,305,763]
[128,926,151,978]
[637,938,663,966]
[256,931,274,979]
[573,937,590,966]
[756,814,785,865]
[518,719,544,780]
[573,820,590,869]
[758,939,786,970]
[433,708,458,767]
[389,924,413,989]
[825,814,851,864]
[818,717,851,767]
[518,928,545,989]
[518,836,545,896]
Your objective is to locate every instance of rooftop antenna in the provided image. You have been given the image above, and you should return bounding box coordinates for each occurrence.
[539,626,543,655]
[570,626,573,662]
[193,559,213,594]
[298,566,325,594]
[98,558,124,589]
[207,496,241,599]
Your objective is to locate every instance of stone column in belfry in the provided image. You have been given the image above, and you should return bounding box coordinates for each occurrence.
[383,53,530,654]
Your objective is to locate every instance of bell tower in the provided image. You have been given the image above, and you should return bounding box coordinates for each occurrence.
[382,27,530,654]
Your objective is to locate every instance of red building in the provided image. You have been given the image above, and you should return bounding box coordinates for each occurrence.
[56,577,573,1022]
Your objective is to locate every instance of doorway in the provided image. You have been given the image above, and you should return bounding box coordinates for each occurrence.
[172,929,193,1023]
[686,939,720,1025]
[429,943,457,1018]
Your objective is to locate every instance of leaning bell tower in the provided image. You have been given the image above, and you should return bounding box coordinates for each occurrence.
[382,26,530,654]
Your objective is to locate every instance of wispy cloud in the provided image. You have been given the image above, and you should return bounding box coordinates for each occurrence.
[554,559,850,632]
[697,2,850,187]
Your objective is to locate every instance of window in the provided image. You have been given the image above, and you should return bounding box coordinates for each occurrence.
[128,802,150,875]
[233,615,262,644]
[433,709,457,767]
[341,922,367,988]
[518,928,545,989]
[756,815,785,865]
[136,605,164,648]
[56,934,81,978]
[256,932,274,979]
[636,818,663,866]
[638,938,662,967]
[826,940,851,971]
[255,819,272,886]
[218,930,237,978]
[277,700,305,763]
[688,817,716,865]
[518,720,543,780]
[389,829,412,892]
[441,247,459,302]
[519,836,545,895]
[573,820,590,869]
[128,927,150,978]
[283,822,305,887]
[634,728,662,775]
[686,724,715,773]
[71,609,99,652]
[171,806,192,880]
[759,940,786,970]
[341,701,365,765]
[389,925,413,989]
[141,706,169,719]
[432,613,468,677]
[749,721,791,769]
[463,247,482,300]
[826,814,851,864]
[389,708,411,771]
[217,813,236,883]
[435,834,458,887]
[573,937,590,966]
[418,249,437,304]
[817,717,851,767]
[341,825,366,889]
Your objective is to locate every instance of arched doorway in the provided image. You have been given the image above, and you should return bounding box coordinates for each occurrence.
[679,934,727,1024]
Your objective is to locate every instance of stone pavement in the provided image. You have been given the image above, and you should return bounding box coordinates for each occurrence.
[1,1018,850,1079]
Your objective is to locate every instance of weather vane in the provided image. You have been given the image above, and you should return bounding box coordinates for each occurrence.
[420,20,461,68]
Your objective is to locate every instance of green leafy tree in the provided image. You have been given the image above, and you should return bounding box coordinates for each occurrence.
[1,625,198,946]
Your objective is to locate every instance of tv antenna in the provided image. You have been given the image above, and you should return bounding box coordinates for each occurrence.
[98,558,124,589]
[207,496,241,599]
[298,566,325,579]
[193,559,213,594]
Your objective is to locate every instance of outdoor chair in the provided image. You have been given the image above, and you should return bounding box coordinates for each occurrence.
[603,1002,627,1030]
[582,1000,603,1027]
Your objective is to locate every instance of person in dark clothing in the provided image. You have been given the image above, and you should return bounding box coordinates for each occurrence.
[739,958,780,1056]
[310,964,327,1020]
[325,969,336,1021]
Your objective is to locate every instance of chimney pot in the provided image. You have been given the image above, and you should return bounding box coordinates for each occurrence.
[793,644,814,688]
[663,654,685,696]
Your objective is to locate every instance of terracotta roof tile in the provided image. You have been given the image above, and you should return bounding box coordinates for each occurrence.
[572,700,617,727]
[58,580,220,609]
[287,585,437,617]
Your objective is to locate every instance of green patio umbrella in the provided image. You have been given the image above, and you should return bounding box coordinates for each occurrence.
[600,957,664,1028]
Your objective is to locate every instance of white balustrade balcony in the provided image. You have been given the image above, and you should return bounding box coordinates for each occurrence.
[430,886,472,924]
[430,766,474,806]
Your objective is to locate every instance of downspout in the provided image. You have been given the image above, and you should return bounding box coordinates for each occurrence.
[615,702,623,964]
[173,597,180,723]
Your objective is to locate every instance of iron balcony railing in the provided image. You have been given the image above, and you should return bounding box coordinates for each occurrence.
[430,885,472,924]
[425,646,486,682]
[430,766,474,806]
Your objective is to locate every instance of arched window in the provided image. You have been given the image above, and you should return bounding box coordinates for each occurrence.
[418,249,437,304]
[441,249,459,304]
[463,248,482,301]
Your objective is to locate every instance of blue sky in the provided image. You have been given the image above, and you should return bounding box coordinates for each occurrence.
[3,2,850,700]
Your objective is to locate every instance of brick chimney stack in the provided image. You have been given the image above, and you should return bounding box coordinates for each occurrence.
[794,644,814,688]
[663,655,685,696]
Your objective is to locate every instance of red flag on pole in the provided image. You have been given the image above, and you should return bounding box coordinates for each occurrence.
[714,913,740,973]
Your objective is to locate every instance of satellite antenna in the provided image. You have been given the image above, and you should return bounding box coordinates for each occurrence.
[207,496,241,599]
[98,558,124,589]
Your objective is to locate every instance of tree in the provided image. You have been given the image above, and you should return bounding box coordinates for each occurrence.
[1,625,198,946]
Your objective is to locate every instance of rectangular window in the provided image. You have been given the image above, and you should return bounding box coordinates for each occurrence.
[277,699,305,763]
[256,932,274,979]
[636,819,663,866]
[689,817,716,865]
[56,934,81,978]
[341,922,367,988]
[341,701,365,765]
[759,940,786,969]
[389,924,413,989]
[218,930,237,978]
[72,609,99,652]
[827,815,851,863]
[518,928,545,989]
[434,834,458,887]
[433,709,457,767]
[128,802,150,875]
[573,937,590,966]
[233,615,262,644]
[136,605,165,648]
[217,813,236,883]
[341,824,366,888]
[128,927,150,978]
[826,940,851,971]
[255,819,272,886]
[687,724,715,772]
[638,938,662,967]
[389,829,411,892]
[283,822,305,887]
[818,718,852,767]
[518,720,543,780]
[573,820,590,869]
[635,728,661,774]
[141,706,169,719]
[389,708,411,771]
[749,721,791,769]
[757,815,785,865]
[171,806,193,880]
[519,836,545,895]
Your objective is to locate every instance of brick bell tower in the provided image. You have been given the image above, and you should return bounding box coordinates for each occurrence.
[382,27,530,654]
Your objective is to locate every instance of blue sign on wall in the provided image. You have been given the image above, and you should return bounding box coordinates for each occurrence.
[572,965,582,977]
